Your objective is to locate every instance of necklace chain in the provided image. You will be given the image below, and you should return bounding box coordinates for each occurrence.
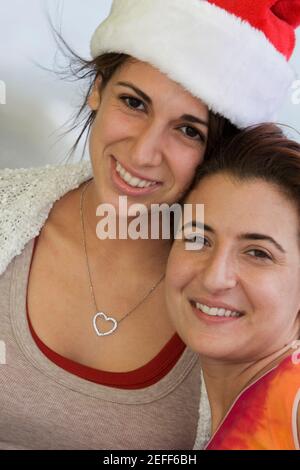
[80,180,165,336]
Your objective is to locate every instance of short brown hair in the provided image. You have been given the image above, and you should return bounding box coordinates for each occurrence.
[193,123,300,211]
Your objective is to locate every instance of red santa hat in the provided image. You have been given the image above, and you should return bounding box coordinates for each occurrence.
[90,0,300,128]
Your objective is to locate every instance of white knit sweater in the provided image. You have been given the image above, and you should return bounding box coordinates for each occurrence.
[0,160,93,276]
[0,160,211,449]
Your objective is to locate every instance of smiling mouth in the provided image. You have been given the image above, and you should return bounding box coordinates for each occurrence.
[115,159,160,189]
[190,300,244,318]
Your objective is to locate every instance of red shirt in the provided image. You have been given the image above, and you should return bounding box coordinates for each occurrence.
[27,236,185,390]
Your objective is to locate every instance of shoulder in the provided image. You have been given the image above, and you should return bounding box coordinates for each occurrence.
[0,160,92,197]
[271,352,300,394]
[0,161,93,276]
[268,352,300,449]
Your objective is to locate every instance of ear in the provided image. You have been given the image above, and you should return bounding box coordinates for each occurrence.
[87,76,102,111]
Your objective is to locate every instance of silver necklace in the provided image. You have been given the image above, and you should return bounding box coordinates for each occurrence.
[80,180,165,337]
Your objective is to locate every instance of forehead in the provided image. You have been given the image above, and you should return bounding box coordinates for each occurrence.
[186,174,299,238]
[111,59,208,112]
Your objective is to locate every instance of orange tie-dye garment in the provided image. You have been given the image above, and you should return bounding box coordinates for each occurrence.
[205,351,300,450]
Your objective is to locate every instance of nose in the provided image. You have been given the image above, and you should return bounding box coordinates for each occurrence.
[129,121,165,167]
[199,249,238,294]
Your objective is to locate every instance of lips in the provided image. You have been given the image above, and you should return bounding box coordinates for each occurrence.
[190,297,244,315]
[113,156,160,184]
[110,156,162,197]
[190,301,244,324]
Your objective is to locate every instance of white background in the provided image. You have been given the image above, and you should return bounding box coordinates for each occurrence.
[0,0,299,169]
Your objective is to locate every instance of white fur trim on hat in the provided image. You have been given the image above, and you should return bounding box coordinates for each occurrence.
[90,0,295,128]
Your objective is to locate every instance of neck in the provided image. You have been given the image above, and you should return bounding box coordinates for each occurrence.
[200,341,298,435]
[82,180,172,274]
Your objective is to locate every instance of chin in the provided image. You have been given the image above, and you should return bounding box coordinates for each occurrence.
[186,334,238,360]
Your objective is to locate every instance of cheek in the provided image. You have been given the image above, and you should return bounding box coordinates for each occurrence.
[166,245,194,292]
[247,273,299,324]
[165,252,188,326]
[91,106,132,146]
[245,274,279,307]
[167,147,204,187]
[276,274,300,320]
[89,116,105,155]
[93,113,117,144]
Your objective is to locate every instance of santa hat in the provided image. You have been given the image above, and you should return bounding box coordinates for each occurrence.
[90,0,300,128]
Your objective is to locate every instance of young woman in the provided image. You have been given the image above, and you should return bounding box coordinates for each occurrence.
[165,124,300,450]
[0,0,299,449]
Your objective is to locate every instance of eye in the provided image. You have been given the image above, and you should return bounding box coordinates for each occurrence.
[179,125,206,144]
[183,234,209,250]
[246,249,273,261]
[120,95,146,111]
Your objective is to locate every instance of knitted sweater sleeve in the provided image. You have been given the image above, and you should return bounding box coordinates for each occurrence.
[0,161,92,276]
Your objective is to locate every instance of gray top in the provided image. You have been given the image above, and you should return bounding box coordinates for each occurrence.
[0,238,202,450]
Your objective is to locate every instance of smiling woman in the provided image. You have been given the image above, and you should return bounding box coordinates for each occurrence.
[165,123,300,450]
[0,0,299,451]
[86,59,211,211]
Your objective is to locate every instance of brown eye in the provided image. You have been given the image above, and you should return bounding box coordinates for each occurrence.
[247,249,272,261]
[120,95,145,111]
[180,125,206,143]
[183,234,209,249]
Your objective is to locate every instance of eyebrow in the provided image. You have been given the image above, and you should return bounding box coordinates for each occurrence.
[115,81,209,128]
[183,221,286,253]
[239,233,286,254]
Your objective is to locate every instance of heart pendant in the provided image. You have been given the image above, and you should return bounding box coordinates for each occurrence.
[93,312,118,337]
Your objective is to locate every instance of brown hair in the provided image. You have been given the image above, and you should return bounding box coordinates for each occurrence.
[192,123,300,211]
[45,25,239,163]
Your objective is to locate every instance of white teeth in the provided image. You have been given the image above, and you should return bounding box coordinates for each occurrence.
[116,161,157,188]
[195,302,241,318]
